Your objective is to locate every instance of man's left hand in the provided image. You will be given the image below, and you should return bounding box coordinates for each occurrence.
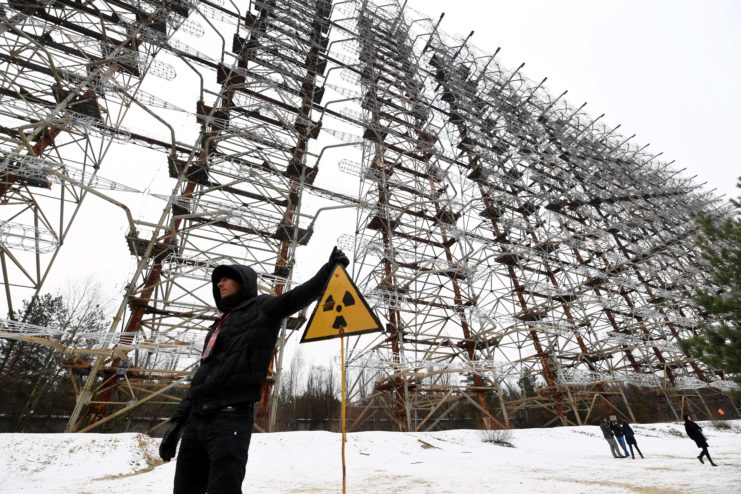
[328,246,350,268]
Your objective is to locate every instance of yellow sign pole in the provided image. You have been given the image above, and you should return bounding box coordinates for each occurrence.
[297,261,385,492]
[340,326,347,494]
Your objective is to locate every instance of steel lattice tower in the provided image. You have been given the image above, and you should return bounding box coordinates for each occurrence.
[0,0,736,433]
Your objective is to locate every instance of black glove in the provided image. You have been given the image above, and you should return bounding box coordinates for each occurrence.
[328,246,350,268]
[159,420,184,462]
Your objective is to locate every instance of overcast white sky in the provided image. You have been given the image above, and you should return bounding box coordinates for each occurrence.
[406,0,741,200]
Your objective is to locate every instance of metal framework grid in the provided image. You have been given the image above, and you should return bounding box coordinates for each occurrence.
[0,0,736,433]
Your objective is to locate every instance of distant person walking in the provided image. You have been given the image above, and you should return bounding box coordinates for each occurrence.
[620,420,644,459]
[599,418,625,458]
[611,417,630,458]
[684,415,717,466]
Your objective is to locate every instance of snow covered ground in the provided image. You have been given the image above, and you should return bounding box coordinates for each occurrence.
[1,420,739,493]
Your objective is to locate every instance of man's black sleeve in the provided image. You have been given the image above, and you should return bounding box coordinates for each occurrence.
[264,263,333,319]
[171,392,192,422]
[170,320,216,421]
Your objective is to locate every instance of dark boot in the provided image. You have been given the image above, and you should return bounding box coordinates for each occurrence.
[697,454,704,464]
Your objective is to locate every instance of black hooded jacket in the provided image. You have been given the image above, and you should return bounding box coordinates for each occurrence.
[684,418,708,448]
[172,262,333,420]
[621,422,637,444]
[611,421,624,438]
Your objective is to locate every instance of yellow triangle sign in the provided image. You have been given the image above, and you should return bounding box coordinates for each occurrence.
[300,265,383,343]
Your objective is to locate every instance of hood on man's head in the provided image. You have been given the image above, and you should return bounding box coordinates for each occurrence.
[211,265,258,310]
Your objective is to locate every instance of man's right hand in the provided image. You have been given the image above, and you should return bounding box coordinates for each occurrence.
[159,420,184,462]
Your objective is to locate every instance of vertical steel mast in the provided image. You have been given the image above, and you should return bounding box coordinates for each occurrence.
[66,0,334,431]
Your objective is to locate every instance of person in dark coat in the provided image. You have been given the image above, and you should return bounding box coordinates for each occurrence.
[684,414,718,466]
[610,417,630,458]
[599,418,625,458]
[620,420,644,459]
[158,247,350,493]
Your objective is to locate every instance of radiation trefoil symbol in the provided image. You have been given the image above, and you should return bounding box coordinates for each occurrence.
[322,291,356,329]
[301,265,384,343]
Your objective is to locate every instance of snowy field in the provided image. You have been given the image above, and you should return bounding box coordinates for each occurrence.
[1,421,739,494]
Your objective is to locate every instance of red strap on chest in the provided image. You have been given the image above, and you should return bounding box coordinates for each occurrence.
[201,311,233,360]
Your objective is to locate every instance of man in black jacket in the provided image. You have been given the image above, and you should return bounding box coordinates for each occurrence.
[620,420,644,459]
[159,247,349,493]
[684,414,718,466]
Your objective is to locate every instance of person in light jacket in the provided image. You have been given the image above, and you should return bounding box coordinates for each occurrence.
[599,418,625,458]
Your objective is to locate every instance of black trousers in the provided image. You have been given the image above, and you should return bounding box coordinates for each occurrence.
[174,405,254,494]
[698,446,714,462]
[627,440,643,458]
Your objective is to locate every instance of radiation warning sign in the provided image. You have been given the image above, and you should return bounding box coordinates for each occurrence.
[300,265,383,343]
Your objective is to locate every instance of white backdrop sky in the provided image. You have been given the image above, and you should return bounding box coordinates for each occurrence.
[405,0,740,200]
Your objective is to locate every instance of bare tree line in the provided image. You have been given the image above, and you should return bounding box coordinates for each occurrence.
[275,349,343,431]
[0,280,110,432]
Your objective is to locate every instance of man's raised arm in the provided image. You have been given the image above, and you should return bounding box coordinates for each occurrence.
[265,247,349,319]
